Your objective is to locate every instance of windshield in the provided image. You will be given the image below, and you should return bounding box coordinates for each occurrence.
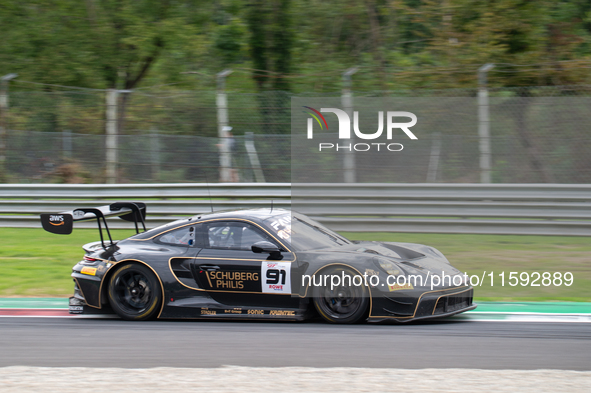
[264,213,351,251]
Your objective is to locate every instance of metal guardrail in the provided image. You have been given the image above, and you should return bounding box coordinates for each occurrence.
[0,183,292,199]
[0,183,589,236]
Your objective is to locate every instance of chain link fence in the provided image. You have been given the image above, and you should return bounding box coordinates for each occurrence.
[2,84,591,183]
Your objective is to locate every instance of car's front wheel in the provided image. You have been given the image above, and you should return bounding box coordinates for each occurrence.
[108,262,162,321]
[312,266,369,324]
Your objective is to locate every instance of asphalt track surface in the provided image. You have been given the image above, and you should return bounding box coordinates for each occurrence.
[1,317,590,370]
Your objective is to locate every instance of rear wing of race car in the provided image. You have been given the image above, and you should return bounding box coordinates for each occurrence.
[40,202,146,249]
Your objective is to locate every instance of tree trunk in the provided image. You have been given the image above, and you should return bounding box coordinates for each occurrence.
[365,0,386,90]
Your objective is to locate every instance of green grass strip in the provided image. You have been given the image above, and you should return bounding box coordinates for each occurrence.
[0,228,590,300]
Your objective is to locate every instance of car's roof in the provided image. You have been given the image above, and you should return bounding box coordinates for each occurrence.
[126,208,291,241]
[195,208,290,222]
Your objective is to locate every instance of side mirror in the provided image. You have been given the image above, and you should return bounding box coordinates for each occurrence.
[251,241,280,254]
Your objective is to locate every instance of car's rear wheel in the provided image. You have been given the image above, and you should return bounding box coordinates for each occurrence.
[312,266,369,324]
[108,262,162,321]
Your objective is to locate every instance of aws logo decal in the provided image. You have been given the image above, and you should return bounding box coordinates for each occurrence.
[303,106,418,152]
[49,215,65,226]
[41,213,73,235]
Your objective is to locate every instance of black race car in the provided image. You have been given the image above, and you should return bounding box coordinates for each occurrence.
[41,202,475,323]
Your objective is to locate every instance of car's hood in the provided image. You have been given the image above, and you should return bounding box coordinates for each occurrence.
[324,241,461,276]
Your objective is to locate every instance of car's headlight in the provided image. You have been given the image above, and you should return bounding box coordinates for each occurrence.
[378,260,400,275]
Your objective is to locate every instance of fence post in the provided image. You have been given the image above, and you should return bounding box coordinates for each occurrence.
[426,132,441,182]
[245,132,266,182]
[478,63,494,183]
[0,73,18,178]
[217,69,233,182]
[105,89,118,184]
[150,128,160,182]
[62,129,72,159]
[342,67,358,183]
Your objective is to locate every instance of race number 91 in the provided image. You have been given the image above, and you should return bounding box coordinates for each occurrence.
[266,268,286,285]
[261,261,291,294]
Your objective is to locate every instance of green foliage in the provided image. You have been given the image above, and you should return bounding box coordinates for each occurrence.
[3,0,591,93]
[213,19,247,67]
[1,3,590,184]
[269,0,293,91]
[246,0,269,89]
[2,0,591,142]
[245,0,294,91]
[0,0,206,89]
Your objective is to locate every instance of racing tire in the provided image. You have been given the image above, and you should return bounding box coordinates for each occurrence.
[312,266,369,324]
[108,262,162,321]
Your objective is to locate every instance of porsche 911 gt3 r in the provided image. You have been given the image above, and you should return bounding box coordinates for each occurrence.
[41,202,476,323]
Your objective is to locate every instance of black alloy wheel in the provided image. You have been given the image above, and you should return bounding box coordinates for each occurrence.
[312,266,369,324]
[108,263,162,321]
